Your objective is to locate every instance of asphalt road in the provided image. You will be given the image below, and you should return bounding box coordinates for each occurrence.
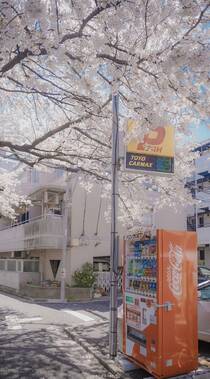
[0,293,115,379]
[0,293,209,379]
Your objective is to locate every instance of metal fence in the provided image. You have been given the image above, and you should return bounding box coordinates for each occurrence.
[95,269,123,294]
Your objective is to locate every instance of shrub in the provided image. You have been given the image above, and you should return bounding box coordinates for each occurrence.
[73,262,96,288]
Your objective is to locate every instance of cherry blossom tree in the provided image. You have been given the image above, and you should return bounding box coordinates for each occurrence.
[0,0,209,221]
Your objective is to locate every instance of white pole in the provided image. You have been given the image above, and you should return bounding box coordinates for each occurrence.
[195,163,198,231]
[109,93,119,358]
[60,173,71,301]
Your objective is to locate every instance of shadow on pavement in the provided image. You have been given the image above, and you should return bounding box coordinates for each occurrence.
[36,298,122,321]
[0,307,114,379]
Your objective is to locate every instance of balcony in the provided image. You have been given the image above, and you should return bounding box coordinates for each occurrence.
[0,215,63,252]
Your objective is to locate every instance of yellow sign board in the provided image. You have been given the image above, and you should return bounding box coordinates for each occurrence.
[127,120,174,158]
[125,120,175,174]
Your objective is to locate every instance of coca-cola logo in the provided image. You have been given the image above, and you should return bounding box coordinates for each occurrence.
[167,242,183,297]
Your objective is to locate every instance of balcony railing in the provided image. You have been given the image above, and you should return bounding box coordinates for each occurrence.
[187,219,210,231]
[0,215,63,252]
[187,220,196,231]
[198,222,210,228]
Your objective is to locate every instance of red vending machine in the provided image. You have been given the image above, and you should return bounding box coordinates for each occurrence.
[123,229,198,379]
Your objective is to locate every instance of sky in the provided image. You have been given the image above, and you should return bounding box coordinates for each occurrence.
[190,119,210,144]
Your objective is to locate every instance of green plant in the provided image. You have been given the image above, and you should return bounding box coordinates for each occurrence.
[67,296,76,301]
[73,263,96,288]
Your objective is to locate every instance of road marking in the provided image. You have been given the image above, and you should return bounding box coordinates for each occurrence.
[5,315,42,330]
[19,317,42,323]
[5,315,22,330]
[62,310,94,322]
[9,325,22,330]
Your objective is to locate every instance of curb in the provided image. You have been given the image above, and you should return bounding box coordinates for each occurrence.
[65,324,124,376]
[65,326,210,379]
[0,288,33,303]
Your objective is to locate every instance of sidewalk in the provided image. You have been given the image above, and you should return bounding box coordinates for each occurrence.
[65,321,210,379]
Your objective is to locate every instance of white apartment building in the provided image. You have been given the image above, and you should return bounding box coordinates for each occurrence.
[187,140,210,268]
[0,163,187,296]
[0,167,115,292]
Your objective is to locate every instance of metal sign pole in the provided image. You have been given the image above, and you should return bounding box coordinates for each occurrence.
[109,93,119,358]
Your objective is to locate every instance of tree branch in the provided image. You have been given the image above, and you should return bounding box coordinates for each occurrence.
[171,2,210,50]
[60,1,122,44]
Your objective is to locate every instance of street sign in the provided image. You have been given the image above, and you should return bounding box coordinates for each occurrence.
[125,120,174,174]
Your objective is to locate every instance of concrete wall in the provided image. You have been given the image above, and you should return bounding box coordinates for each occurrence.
[0,224,24,252]
[29,250,64,282]
[71,182,111,242]
[19,272,41,288]
[204,247,210,268]
[198,226,210,245]
[21,286,92,300]
[69,181,112,280]
[29,205,42,219]
[0,271,20,289]
[0,271,40,290]
[69,181,187,281]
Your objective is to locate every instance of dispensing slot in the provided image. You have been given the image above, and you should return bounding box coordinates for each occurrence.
[127,326,146,346]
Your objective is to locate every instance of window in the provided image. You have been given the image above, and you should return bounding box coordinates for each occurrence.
[200,250,205,261]
[199,216,204,227]
[14,251,22,258]
[7,260,16,271]
[0,261,5,270]
[187,217,196,231]
[17,261,22,271]
[191,188,195,198]
[23,260,39,272]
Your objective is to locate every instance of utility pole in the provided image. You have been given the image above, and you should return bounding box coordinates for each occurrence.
[60,173,71,302]
[109,93,119,358]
